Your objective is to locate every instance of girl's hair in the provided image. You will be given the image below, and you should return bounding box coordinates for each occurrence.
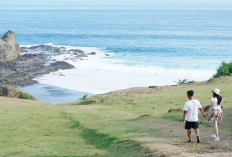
[213,92,222,105]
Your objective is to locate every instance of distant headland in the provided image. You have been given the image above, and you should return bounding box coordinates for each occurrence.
[0,31,76,86]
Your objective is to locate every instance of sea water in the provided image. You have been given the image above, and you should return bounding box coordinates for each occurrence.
[18,84,92,104]
[1,8,232,103]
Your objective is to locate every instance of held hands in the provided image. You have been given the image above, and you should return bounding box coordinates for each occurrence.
[203,113,208,117]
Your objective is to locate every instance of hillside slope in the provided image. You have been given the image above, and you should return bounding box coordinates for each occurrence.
[0,76,232,156]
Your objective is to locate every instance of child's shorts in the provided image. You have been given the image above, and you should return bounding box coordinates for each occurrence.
[185,121,198,129]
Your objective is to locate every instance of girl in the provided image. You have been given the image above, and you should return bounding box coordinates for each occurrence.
[207,88,222,142]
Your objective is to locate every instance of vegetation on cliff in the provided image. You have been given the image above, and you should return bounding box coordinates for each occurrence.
[213,61,232,78]
[0,85,36,100]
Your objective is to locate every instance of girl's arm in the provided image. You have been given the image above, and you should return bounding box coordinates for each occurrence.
[207,101,214,114]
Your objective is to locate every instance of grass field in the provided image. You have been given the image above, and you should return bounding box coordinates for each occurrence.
[0,76,232,157]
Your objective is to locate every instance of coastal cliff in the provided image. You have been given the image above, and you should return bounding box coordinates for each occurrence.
[0,30,20,62]
[0,31,76,87]
[0,85,36,100]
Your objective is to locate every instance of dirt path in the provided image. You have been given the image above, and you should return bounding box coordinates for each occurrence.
[136,117,232,157]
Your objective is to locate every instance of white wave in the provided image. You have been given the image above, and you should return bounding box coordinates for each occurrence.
[34,68,213,94]
[22,44,215,94]
[21,43,53,47]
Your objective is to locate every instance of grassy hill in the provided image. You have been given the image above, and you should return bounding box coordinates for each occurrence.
[0,76,232,157]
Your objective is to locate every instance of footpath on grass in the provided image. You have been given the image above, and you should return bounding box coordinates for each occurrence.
[0,76,232,156]
[58,75,232,156]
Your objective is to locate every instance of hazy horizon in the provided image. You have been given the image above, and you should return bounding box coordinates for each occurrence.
[1,0,232,9]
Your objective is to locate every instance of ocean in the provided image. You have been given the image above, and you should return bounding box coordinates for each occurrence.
[1,8,232,104]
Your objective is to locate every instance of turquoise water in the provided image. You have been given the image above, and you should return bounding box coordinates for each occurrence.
[1,9,232,70]
[18,84,92,104]
[1,8,232,102]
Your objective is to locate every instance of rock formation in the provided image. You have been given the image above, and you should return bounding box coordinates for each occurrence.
[0,53,75,87]
[168,108,183,112]
[0,30,20,62]
[203,105,210,112]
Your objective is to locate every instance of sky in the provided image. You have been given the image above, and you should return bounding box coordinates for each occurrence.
[0,0,232,9]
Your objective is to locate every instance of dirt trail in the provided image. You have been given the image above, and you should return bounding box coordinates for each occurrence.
[136,117,232,157]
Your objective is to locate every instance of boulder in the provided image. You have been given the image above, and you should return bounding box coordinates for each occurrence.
[88,52,96,55]
[148,86,158,88]
[0,85,36,100]
[70,49,84,54]
[168,108,183,113]
[139,114,150,117]
[78,54,88,57]
[0,30,20,62]
[203,105,210,112]
[50,61,75,70]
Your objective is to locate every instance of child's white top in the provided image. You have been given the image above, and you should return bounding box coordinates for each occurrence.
[211,97,222,110]
[184,99,202,122]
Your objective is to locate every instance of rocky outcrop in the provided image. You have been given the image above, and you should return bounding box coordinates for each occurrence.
[0,86,36,100]
[88,52,96,55]
[50,61,75,70]
[0,30,20,62]
[168,108,183,112]
[203,105,210,112]
[0,53,75,87]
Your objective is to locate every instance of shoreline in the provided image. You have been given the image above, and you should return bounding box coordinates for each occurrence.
[29,44,214,94]
[1,44,215,96]
[0,44,96,87]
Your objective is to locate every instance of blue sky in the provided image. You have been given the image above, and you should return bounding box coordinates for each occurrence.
[1,0,232,9]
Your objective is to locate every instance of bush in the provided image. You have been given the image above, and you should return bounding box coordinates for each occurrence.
[213,61,232,78]
[20,94,33,100]
[175,79,195,85]
[79,94,88,100]
[77,100,97,105]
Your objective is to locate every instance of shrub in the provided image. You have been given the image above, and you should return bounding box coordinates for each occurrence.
[20,94,33,100]
[77,100,97,105]
[175,79,195,85]
[213,61,232,78]
[79,94,88,100]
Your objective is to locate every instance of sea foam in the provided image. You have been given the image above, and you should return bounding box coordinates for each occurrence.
[21,44,215,94]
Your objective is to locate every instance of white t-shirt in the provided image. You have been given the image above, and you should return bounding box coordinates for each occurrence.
[211,97,222,110]
[184,99,202,122]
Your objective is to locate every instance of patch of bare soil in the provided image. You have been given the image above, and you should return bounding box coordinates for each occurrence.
[136,110,232,157]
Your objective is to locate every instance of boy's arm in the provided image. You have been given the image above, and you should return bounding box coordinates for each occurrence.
[183,110,187,125]
[199,108,207,117]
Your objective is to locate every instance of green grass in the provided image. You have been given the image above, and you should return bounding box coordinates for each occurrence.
[19,94,33,100]
[79,94,88,100]
[77,100,97,105]
[81,128,117,150]
[213,61,232,78]
[106,140,154,157]
[162,112,183,122]
[1,76,232,156]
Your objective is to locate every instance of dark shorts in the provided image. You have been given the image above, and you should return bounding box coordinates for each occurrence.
[185,121,199,129]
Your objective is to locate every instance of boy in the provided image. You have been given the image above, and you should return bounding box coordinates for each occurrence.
[183,90,207,143]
